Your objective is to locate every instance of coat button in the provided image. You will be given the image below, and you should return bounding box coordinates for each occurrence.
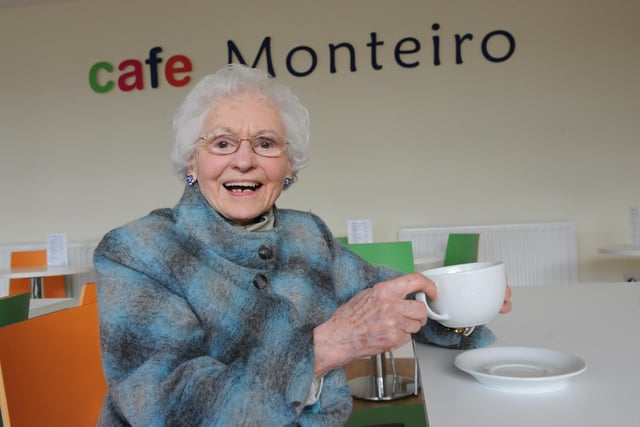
[258,245,273,259]
[253,274,269,290]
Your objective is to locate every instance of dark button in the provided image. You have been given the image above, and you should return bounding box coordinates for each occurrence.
[253,274,269,290]
[258,245,273,260]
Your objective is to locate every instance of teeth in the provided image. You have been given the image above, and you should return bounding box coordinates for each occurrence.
[229,182,259,187]
[224,182,261,193]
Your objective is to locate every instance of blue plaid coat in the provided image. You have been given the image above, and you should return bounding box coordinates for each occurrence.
[94,185,494,426]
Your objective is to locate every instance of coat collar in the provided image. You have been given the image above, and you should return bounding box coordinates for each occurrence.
[171,184,282,266]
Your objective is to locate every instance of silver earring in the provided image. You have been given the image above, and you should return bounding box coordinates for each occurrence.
[186,175,195,186]
[283,177,293,189]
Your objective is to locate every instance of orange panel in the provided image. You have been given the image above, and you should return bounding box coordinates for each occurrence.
[0,303,107,426]
[79,282,97,306]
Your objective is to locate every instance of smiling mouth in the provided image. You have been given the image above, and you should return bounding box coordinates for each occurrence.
[223,182,262,193]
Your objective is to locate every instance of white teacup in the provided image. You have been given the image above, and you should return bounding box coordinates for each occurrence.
[416,261,506,328]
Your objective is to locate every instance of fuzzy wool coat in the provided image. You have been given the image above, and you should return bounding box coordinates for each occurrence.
[94,185,495,426]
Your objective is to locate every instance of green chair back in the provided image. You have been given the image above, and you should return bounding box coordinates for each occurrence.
[345,241,415,274]
[443,233,479,266]
[0,292,30,328]
[345,403,428,427]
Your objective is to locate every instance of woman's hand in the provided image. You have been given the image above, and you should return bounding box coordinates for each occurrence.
[499,285,512,314]
[313,273,436,378]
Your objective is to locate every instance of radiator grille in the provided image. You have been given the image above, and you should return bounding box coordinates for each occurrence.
[398,222,577,286]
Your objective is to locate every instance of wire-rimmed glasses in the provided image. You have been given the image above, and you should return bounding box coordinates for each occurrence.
[195,131,289,158]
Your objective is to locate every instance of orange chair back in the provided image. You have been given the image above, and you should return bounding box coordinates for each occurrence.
[79,282,97,305]
[10,250,47,268]
[0,303,107,426]
[9,250,66,298]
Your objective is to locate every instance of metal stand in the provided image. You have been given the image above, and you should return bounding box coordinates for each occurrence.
[31,277,44,299]
[347,342,420,401]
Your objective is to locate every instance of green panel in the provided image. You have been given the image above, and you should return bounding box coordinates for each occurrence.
[345,241,415,274]
[0,292,30,328]
[443,233,479,266]
[344,403,428,427]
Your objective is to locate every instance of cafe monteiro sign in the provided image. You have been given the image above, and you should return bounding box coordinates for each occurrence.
[88,26,516,94]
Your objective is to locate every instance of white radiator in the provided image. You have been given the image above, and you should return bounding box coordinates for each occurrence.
[398,222,578,286]
[0,242,98,297]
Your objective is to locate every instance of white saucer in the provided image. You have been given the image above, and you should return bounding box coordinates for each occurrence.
[454,346,587,393]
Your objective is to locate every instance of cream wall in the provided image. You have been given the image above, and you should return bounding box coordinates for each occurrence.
[1,0,638,282]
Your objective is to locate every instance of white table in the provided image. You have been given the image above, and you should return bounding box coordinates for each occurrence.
[415,283,640,427]
[598,244,640,257]
[0,264,94,298]
[413,255,445,272]
[28,298,76,318]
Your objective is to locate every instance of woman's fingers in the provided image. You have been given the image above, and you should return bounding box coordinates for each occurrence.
[499,285,513,314]
[373,272,437,301]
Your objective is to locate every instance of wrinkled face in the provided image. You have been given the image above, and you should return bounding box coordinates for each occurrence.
[188,92,293,225]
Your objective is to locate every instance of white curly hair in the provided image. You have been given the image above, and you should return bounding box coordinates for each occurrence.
[171,64,310,182]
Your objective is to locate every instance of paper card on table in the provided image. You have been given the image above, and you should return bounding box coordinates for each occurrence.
[47,233,68,266]
[347,219,373,244]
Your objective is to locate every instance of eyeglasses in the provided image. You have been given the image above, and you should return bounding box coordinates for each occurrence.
[195,131,289,158]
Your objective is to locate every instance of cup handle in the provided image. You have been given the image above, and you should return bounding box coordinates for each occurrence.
[415,291,449,322]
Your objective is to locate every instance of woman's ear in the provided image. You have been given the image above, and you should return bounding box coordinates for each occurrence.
[187,163,196,179]
[186,164,198,186]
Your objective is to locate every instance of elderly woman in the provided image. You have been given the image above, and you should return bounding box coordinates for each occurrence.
[94,64,511,426]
